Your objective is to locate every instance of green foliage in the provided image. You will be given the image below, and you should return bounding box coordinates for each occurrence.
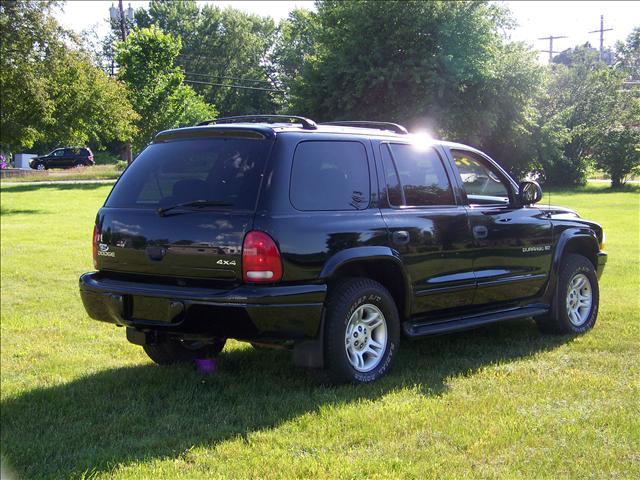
[0,1,137,152]
[115,25,216,149]
[592,128,640,187]
[615,27,640,80]
[136,0,280,117]
[280,1,542,177]
[536,41,638,186]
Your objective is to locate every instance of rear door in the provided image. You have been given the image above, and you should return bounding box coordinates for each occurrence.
[376,142,475,316]
[448,148,553,306]
[96,130,273,283]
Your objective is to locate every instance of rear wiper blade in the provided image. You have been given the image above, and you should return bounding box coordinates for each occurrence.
[157,199,234,216]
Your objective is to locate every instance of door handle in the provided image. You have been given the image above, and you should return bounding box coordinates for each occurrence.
[392,230,410,246]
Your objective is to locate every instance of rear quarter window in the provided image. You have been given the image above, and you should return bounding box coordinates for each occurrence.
[290,141,370,211]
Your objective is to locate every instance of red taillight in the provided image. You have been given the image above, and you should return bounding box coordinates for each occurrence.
[242,231,282,283]
[92,224,100,269]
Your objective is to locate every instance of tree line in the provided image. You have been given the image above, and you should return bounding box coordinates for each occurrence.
[1,0,638,186]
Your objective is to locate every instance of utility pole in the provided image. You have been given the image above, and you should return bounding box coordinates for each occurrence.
[589,15,613,61]
[538,35,568,63]
[118,0,127,41]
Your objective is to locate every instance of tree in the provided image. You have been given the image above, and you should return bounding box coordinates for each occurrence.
[135,1,280,117]
[270,8,319,111]
[0,1,137,153]
[615,27,640,81]
[282,1,543,177]
[115,25,216,150]
[535,42,637,186]
[592,127,640,187]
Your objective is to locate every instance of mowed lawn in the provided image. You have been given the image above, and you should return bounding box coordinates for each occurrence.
[1,182,638,479]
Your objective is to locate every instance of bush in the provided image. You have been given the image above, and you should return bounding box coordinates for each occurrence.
[93,152,120,165]
[115,160,128,171]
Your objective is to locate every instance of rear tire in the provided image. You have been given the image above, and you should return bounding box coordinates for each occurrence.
[536,254,599,334]
[143,338,226,365]
[324,278,400,384]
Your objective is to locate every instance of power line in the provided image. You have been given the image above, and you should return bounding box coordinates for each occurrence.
[184,79,284,93]
[184,71,274,85]
[538,35,568,63]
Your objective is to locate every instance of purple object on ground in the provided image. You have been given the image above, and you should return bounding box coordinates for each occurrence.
[194,357,218,373]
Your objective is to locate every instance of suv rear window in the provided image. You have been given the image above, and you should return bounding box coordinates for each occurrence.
[105,137,271,211]
[290,141,370,211]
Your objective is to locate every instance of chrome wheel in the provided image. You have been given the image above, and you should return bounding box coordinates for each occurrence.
[566,273,592,326]
[36,163,45,170]
[344,303,387,372]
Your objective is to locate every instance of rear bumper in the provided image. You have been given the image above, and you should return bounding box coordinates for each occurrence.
[596,251,607,279]
[79,272,326,340]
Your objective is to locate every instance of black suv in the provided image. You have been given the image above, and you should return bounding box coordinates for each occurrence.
[30,147,94,170]
[79,115,607,383]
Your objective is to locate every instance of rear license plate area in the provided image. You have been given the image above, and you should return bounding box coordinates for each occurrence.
[131,296,183,323]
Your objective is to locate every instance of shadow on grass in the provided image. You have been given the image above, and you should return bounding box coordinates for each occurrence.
[0,182,113,194]
[1,320,569,478]
[0,206,44,216]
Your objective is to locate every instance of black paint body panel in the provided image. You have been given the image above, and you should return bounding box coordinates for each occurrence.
[79,124,607,346]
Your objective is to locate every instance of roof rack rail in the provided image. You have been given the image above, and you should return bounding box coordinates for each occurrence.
[198,115,318,130]
[320,121,409,135]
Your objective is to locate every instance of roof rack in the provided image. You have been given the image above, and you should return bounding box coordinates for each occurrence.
[320,121,408,135]
[198,115,318,130]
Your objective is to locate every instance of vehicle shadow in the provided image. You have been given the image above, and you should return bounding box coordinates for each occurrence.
[1,320,569,478]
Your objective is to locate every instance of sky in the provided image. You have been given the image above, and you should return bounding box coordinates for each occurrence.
[56,0,640,63]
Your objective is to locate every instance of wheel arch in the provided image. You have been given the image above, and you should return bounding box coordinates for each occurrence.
[543,228,599,303]
[320,246,412,321]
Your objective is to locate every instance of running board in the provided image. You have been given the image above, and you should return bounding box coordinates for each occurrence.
[403,306,549,338]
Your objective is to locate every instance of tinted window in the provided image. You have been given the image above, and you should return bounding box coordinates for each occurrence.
[106,136,271,211]
[51,149,64,157]
[290,141,369,211]
[381,144,454,206]
[453,150,509,205]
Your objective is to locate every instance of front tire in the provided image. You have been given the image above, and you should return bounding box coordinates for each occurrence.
[536,254,599,334]
[34,163,46,171]
[143,338,226,365]
[324,278,400,384]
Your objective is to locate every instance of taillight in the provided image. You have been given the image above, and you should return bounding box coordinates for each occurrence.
[242,231,282,283]
[92,224,100,269]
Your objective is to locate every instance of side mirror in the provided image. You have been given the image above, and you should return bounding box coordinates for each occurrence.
[518,180,543,205]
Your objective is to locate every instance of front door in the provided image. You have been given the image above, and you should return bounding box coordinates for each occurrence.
[48,149,66,168]
[376,142,475,316]
[449,149,553,307]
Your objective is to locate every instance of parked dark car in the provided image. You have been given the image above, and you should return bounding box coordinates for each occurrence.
[79,115,607,384]
[30,147,94,170]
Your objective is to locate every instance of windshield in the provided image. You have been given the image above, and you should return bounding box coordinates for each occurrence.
[105,136,272,211]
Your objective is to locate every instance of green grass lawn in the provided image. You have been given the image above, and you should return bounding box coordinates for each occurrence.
[1,164,122,183]
[1,183,638,479]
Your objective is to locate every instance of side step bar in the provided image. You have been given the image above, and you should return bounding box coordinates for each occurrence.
[403,306,549,338]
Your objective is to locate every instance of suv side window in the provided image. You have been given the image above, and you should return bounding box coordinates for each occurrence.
[380,143,455,207]
[452,150,509,205]
[52,149,64,157]
[290,141,370,211]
